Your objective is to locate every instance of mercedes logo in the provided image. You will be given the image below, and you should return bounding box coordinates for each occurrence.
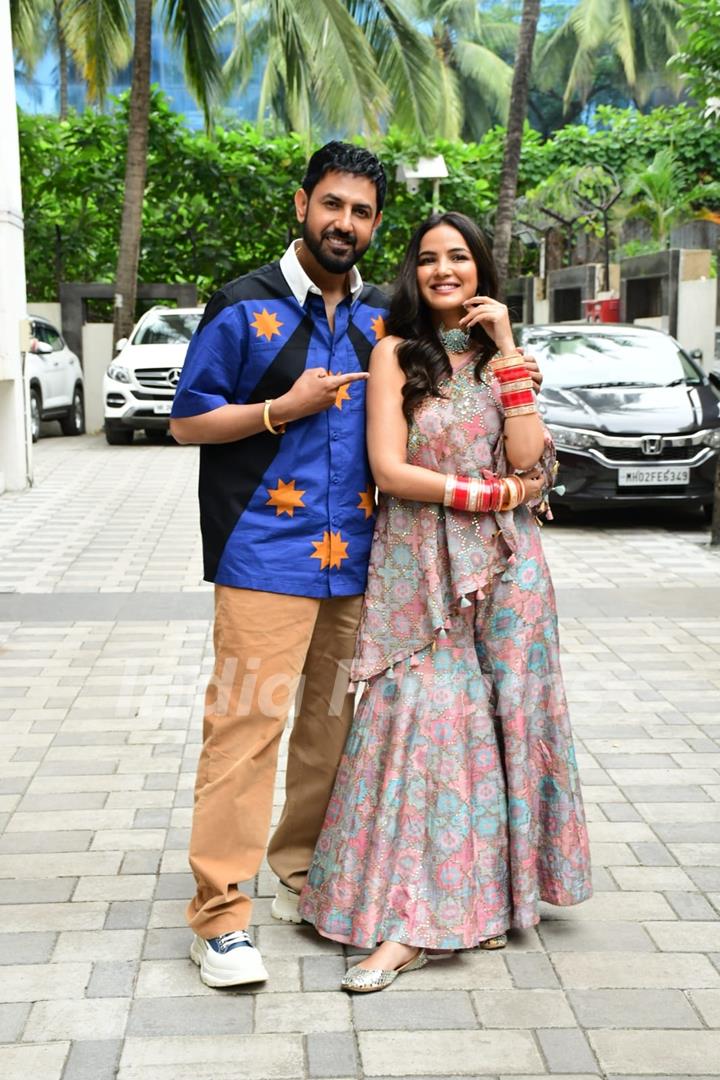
[167,368,182,387]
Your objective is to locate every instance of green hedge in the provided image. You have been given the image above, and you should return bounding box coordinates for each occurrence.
[19,93,720,301]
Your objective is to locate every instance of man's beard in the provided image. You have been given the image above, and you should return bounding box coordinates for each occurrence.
[302,221,369,274]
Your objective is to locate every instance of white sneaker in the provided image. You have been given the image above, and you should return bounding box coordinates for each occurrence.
[190,930,268,987]
[271,882,302,924]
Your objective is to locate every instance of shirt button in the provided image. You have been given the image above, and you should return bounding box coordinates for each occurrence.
[332,474,339,484]
[331,517,339,527]
[332,432,339,441]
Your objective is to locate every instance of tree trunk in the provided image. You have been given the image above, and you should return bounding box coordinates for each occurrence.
[53,2,68,118]
[492,0,541,299]
[113,0,152,344]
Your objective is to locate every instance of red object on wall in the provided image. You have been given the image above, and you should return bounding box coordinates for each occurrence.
[583,298,621,323]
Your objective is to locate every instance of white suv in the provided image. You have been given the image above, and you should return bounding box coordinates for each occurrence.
[103,306,204,445]
[27,316,85,442]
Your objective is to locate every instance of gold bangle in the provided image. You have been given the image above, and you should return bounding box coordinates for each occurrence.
[493,351,524,363]
[504,403,538,418]
[263,399,285,435]
[443,474,457,507]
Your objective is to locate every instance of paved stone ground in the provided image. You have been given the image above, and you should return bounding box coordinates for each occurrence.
[1,432,720,1080]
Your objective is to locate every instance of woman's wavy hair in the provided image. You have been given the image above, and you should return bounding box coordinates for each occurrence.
[385,212,499,422]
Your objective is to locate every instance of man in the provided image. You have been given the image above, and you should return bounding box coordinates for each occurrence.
[170,142,388,987]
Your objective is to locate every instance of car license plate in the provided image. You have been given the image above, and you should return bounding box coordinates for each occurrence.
[153,402,172,415]
[618,466,690,486]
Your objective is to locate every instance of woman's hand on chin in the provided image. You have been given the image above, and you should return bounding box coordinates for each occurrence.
[459,296,514,352]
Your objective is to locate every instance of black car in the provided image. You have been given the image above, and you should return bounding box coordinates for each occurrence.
[520,324,720,515]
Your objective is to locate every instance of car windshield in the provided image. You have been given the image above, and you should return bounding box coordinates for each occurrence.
[132,312,201,345]
[523,331,702,390]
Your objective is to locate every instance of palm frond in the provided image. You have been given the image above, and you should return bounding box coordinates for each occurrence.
[11,0,50,70]
[608,0,636,86]
[453,38,512,125]
[162,0,224,125]
[63,0,132,103]
[350,0,452,135]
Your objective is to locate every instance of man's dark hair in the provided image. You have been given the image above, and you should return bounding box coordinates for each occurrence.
[301,141,387,213]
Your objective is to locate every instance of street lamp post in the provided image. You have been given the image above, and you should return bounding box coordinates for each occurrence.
[0,0,30,493]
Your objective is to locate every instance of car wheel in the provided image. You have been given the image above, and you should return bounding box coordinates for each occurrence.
[144,428,166,443]
[105,426,134,445]
[30,388,41,443]
[60,385,85,436]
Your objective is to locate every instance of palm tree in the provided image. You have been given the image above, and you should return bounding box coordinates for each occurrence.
[493,0,541,298]
[416,0,516,140]
[11,0,115,117]
[623,148,720,246]
[221,0,455,137]
[540,0,685,113]
[63,0,223,342]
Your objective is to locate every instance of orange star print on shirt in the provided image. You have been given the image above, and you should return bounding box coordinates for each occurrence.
[357,486,375,519]
[329,372,352,410]
[311,530,349,570]
[370,314,386,341]
[266,479,306,517]
[250,308,284,342]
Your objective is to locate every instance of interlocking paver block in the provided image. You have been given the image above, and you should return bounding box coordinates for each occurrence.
[537,920,654,953]
[0,962,90,1003]
[353,990,476,1030]
[61,1039,122,1080]
[536,1028,598,1072]
[588,1028,720,1074]
[301,956,347,992]
[127,995,253,1036]
[119,1033,304,1075]
[358,1029,542,1076]
[105,901,152,929]
[23,997,129,1041]
[255,990,352,1033]
[505,952,560,988]
[306,1031,358,1078]
[0,932,56,965]
[552,951,720,989]
[87,960,138,998]
[0,1042,70,1080]
[568,988,702,1028]
[472,988,574,1028]
[0,1003,30,1043]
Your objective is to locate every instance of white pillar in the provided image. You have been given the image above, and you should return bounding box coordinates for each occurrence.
[0,0,30,493]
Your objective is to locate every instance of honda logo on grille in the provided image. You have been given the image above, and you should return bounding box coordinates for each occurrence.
[167,368,182,387]
[641,436,663,456]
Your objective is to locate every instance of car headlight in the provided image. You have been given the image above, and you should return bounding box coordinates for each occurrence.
[545,424,597,450]
[700,428,720,449]
[107,362,132,384]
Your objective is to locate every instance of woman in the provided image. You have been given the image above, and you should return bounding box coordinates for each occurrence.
[299,212,592,991]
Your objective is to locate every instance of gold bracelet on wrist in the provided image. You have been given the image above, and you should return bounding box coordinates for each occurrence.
[263,399,286,435]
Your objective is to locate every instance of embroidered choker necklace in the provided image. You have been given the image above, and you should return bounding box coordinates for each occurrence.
[438,323,471,353]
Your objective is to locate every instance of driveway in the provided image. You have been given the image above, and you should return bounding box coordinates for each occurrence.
[1,434,719,1079]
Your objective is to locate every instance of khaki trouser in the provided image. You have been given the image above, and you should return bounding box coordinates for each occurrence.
[187,585,362,938]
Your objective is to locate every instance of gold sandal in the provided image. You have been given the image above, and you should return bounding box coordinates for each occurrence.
[479,933,507,950]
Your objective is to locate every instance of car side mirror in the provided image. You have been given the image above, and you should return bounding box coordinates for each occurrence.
[115,337,128,351]
[31,339,53,355]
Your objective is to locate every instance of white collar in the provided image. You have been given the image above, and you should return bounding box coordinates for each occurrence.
[279,239,364,307]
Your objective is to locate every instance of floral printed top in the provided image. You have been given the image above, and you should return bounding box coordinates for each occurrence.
[351,361,556,682]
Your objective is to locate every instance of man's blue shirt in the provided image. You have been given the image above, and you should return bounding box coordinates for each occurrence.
[172,257,388,598]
